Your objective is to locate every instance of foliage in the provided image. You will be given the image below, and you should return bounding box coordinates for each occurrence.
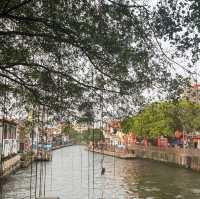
[0,0,190,120]
[82,128,104,144]
[62,125,104,144]
[121,100,200,138]
[155,0,200,62]
[62,126,83,143]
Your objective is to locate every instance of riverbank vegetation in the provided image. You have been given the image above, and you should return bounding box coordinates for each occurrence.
[121,100,200,138]
[62,126,104,144]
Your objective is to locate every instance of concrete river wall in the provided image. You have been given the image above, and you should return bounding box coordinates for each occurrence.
[92,145,200,172]
[128,145,200,171]
[0,155,21,177]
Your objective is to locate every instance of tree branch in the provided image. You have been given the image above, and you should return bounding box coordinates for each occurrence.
[107,0,147,8]
[2,0,33,15]
[0,30,72,43]
[0,62,125,94]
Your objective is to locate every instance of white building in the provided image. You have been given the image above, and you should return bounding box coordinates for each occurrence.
[0,119,19,158]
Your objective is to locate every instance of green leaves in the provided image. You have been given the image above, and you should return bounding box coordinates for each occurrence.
[62,126,104,144]
[82,128,104,144]
[121,100,200,138]
[0,0,194,120]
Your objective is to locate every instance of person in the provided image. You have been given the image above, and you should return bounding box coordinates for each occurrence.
[144,137,148,148]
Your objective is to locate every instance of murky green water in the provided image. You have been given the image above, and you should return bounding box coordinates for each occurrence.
[1,145,200,199]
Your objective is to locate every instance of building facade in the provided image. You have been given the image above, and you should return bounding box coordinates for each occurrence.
[0,119,19,158]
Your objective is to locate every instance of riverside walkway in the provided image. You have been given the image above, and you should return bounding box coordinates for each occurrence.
[91,144,200,172]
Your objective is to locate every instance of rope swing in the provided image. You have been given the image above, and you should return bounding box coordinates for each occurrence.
[0,77,7,197]
[91,66,95,193]
[100,88,105,176]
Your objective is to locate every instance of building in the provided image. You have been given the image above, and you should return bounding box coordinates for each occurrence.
[46,123,70,146]
[0,119,19,158]
[107,120,121,134]
[104,120,125,146]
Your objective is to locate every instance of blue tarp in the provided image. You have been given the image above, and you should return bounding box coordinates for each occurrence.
[43,144,52,150]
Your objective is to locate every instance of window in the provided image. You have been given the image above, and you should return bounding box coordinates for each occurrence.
[3,124,7,139]
[10,126,13,139]
[12,126,16,139]
[8,125,12,139]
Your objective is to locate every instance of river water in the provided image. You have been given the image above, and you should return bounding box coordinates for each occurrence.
[1,145,200,199]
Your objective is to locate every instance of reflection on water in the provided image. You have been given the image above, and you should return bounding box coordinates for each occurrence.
[1,145,200,199]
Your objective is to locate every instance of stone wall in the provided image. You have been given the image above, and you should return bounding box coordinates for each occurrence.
[1,155,21,177]
[128,145,200,171]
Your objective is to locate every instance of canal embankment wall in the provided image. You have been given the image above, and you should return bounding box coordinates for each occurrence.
[128,145,200,171]
[0,155,21,177]
[91,145,200,172]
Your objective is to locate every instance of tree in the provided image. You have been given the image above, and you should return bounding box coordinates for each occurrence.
[121,100,200,138]
[62,125,83,143]
[83,128,104,144]
[154,0,200,64]
[0,0,190,120]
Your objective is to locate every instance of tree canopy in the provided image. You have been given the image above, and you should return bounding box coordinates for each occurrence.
[62,125,104,144]
[0,0,196,121]
[121,100,200,138]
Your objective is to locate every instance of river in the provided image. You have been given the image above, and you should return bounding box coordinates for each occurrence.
[1,145,200,199]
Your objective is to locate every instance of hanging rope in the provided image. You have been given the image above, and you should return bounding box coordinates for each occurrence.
[91,66,95,193]
[99,87,106,198]
[100,88,105,176]
[80,147,83,184]
[112,95,116,177]
[43,105,47,197]
[29,107,35,199]
[0,179,3,198]
[34,106,40,197]
[37,102,49,198]
[0,77,7,197]
[87,123,90,199]
[50,156,53,191]
[39,105,44,197]
[1,78,5,171]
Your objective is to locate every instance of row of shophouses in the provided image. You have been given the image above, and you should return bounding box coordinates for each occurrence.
[0,118,69,163]
[103,120,136,147]
[102,83,200,149]
[103,120,200,149]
